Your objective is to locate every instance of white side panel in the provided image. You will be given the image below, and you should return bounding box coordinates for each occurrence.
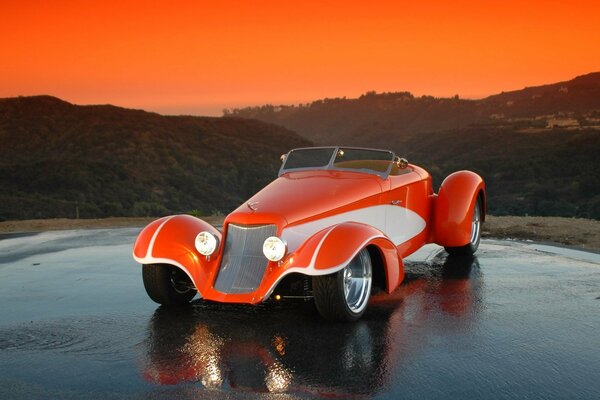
[384,205,427,245]
[280,204,425,252]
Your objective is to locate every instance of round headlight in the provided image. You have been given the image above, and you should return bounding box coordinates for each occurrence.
[195,231,218,256]
[263,236,287,262]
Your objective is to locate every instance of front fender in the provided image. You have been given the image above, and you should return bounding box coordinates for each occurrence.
[133,214,222,293]
[279,222,404,293]
[432,171,486,247]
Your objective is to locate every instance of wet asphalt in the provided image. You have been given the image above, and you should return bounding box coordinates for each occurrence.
[0,228,599,399]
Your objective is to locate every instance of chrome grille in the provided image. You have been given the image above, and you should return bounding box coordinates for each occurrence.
[213,224,277,294]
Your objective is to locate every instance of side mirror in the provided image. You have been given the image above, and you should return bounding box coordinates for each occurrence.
[280,154,286,163]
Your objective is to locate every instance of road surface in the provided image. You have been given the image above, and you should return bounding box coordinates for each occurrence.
[0,228,599,399]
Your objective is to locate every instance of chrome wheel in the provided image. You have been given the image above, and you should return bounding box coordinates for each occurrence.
[312,248,374,321]
[470,201,481,245]
[343,249,372,314]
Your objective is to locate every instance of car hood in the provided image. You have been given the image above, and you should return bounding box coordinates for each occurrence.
[226,170,385,228]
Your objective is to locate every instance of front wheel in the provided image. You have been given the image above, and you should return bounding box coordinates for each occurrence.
[445,198,482,256]
[312,248,373,321]
[142,264,197,305]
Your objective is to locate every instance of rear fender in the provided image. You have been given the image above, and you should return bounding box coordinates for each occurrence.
[432,171,486,247]
[133,215,222,292]
[285,222,404,293]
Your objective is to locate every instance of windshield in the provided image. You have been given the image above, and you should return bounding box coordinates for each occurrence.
[280,147,395,178]
[282,147,335,170]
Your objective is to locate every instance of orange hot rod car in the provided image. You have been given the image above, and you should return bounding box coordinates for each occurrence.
[133,147,485,321]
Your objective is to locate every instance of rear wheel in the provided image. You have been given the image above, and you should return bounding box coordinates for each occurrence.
[142,264,197,305]
[445,198,482,256]
[312,248,372,321]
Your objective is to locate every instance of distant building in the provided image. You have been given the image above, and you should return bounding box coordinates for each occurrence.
[546,118,579,128]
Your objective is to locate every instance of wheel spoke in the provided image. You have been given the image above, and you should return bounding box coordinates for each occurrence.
[342,249,372,313]
[470,202,481,245]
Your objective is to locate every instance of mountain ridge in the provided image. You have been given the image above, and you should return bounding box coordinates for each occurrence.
[227,71,600,144]
[1,71,599,220]
[0,96,311,220]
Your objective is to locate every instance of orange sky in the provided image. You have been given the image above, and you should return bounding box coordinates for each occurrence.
[1,0,599,115]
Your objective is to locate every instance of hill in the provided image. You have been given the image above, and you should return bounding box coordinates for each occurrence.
[406,126,600,218]
[227,73,600,219]
[227,72,600,144]
[0,96,311,220]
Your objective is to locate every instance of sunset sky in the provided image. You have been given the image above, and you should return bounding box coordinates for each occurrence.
[1,0,599,115]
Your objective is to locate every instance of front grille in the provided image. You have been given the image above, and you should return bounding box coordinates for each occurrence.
[213,224,277,294]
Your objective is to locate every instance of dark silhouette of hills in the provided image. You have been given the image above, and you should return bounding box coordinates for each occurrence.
[483,72,600,116]
[228,73,600,219]
[0,96,310,220]
[227,72,600,144]
[2,72,599,221]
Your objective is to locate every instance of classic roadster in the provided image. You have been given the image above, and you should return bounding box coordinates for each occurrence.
[133,147,485,321]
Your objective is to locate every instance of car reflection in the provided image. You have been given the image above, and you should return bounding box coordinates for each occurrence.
[141,252,483,396]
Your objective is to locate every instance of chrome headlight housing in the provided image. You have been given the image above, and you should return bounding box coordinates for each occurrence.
[195,231,218,256]
[262,236,287,262]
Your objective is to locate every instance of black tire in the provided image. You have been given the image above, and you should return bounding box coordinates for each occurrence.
[445,197,482,256]
[142,264,197,305]
[312,248,372,321]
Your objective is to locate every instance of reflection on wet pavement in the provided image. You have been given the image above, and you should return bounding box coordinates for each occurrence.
[0,230,599,399]
[141,253,483,397]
